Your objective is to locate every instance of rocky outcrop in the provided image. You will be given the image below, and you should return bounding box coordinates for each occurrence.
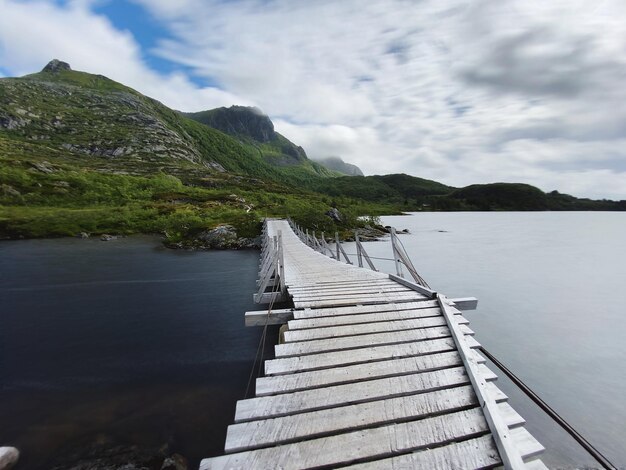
[313,156,364,176]
[168,225,262,250]
[325,208,343,222]
[186,106,276,143]
[42,59,71,73]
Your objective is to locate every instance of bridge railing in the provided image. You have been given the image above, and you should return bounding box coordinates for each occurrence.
[287,218,430,289]
[254,220,287,304]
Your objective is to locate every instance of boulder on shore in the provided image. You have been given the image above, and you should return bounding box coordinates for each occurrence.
[184,225,262,250]
[0,447,19,470]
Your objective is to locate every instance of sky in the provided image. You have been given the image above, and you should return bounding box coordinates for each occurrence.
[1,0,625,199]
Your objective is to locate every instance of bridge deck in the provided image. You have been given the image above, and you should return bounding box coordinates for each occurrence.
[201,219,546,469]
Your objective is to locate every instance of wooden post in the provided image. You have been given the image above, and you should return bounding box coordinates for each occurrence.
[277,230,285,294]
[391,227,404,278]
[355,232,363,268]
[335,232,340,261]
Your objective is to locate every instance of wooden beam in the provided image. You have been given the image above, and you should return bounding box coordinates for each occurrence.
[450,297,479,311]
[253,291,288,304]
[389,274,437,298]
[245,308,294,326]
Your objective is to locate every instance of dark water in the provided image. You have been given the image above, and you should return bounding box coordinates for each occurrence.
[355,212,626,468]
[0,236,276,469]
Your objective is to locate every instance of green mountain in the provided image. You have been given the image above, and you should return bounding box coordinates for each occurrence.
[0,60,392,240]
[185,106,337,178]
[312,156,364,176]
[1,60,623,241]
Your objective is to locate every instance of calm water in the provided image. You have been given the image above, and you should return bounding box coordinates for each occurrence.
[2,213,625,469]
[351,212,626,468]
[0,236,277,469]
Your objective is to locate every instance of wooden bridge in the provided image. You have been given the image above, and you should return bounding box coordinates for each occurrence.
[201,219,546,469]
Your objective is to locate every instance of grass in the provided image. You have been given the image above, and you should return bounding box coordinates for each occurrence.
[0,154,398,241]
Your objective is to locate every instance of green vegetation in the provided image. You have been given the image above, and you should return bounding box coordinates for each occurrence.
[1,61,624,242]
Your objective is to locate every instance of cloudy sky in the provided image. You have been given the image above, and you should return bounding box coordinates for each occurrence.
[1,0,625,199]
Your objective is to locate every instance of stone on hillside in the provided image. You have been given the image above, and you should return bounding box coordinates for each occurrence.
[31,161,55,173]
[78,232,90,239]
[1,184,21,197]
[42,59,71,73]
[325,208,343,222]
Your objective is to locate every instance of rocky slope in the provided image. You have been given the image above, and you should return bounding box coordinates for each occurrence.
[186,106,336,175]
[313,156,364,176]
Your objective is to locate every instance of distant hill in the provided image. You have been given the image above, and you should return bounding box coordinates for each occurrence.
[313,156,363,176]
[1,60,623,240]
[186,106,336,177]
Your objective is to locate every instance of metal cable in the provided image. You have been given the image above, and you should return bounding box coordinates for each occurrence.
[478,346,617,470]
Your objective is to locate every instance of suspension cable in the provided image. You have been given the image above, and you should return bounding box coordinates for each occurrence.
[478,346,617,470]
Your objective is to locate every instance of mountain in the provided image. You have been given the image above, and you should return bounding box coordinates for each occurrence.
[1,60,623,240]
[313,156,364,176]
[186,106,336,177]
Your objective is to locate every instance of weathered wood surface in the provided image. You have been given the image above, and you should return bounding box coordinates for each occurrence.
[283,315,449,342]
[289,306,442,328]
[256,351,465,396]
[345,434,501,469]
[275,326,453,357]
[201,219,545,469]
[266,337,474,375]
[202,408,490,469]
[225,385,479,452]
[292,300,440,319]
[236,366,470,422]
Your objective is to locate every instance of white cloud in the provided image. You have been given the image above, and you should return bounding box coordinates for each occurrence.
[132,0,626,199]
[1,0,626,199]
[0,0,251,111]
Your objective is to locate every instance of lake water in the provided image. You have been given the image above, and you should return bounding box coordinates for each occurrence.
[347,212,625,468]
[1,213,625,469]
[0,236,278,469]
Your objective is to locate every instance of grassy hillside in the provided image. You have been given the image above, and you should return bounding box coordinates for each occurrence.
[1,61,623,241]
[186,106,338,178]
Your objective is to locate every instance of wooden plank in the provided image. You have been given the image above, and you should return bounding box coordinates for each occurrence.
[253,291,288,304]
[274,326,452,357]
[237,366,470,422]
[295,293,427,309]
[498,402,526,429]
[288,306,443,329]
[283,316,449,342]
[292,300,439,319]
[287,283,404,294]
[244,308,293,326]
[200,408,490,469]
[346,434,501,469]
[292,290,420,300]
[225,385,479,452]
[389,273,437,297]
[255,351,463,396]
[510,427,545,461]
[291,286,413,299]
[294,291,426,303]
[265,337,458,375]
[450,296,478,311]
[487,382,508,403]
[287,280,400,292]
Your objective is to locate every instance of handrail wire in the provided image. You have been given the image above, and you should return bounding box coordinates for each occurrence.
[479,346,617,470]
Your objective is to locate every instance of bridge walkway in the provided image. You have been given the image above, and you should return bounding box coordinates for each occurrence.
[201,219,546,469]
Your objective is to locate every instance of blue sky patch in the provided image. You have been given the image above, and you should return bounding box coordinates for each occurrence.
[92,0,209,87]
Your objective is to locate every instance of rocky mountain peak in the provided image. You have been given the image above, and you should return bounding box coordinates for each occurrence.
[42,59,72,73]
